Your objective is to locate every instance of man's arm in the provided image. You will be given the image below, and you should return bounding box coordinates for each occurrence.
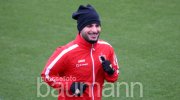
[41,47,73,90]
[103,48,119,82]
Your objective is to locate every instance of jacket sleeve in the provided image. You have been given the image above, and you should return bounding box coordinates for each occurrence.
[104,47,120,82]
[41,47,73,90]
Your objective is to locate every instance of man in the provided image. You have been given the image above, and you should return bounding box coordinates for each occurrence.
[41,4,119,100]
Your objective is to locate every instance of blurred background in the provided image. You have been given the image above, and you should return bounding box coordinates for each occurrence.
[0,0,179,100]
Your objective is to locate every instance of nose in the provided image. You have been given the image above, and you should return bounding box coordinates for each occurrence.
[91,26,99,33]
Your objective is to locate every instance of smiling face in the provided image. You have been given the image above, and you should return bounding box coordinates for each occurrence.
[80,23,101,44]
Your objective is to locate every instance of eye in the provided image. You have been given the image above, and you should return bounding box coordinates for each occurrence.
[95,24,100,27]
[86,24,93,28]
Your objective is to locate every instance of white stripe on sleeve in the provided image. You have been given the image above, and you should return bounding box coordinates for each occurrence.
[45,44,78,81]
[97,41,112,47]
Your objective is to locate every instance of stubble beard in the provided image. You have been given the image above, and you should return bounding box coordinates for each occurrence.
[83,33,100,44]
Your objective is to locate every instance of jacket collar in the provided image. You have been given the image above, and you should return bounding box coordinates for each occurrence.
[74,34,97,49]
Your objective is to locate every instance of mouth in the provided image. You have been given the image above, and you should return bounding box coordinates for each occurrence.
[87,32,99,40]
[91,36,96,39]
[89,35,99,40]
[89,34,98,37]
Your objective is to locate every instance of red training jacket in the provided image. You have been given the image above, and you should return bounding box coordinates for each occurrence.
[41,34,119,100]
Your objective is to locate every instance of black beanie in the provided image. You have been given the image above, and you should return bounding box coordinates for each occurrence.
[72,4,101,32]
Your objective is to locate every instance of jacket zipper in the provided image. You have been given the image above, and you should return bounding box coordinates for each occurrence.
[90,44,95,100]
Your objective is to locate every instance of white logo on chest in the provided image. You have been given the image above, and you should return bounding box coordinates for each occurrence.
[76,59,88,67]
[78,59,85,63]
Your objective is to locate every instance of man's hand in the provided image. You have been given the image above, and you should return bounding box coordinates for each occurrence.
[100,56,115,75]
[70,82,87,96]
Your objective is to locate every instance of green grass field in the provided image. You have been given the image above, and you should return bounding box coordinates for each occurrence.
[0,0,179,100]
